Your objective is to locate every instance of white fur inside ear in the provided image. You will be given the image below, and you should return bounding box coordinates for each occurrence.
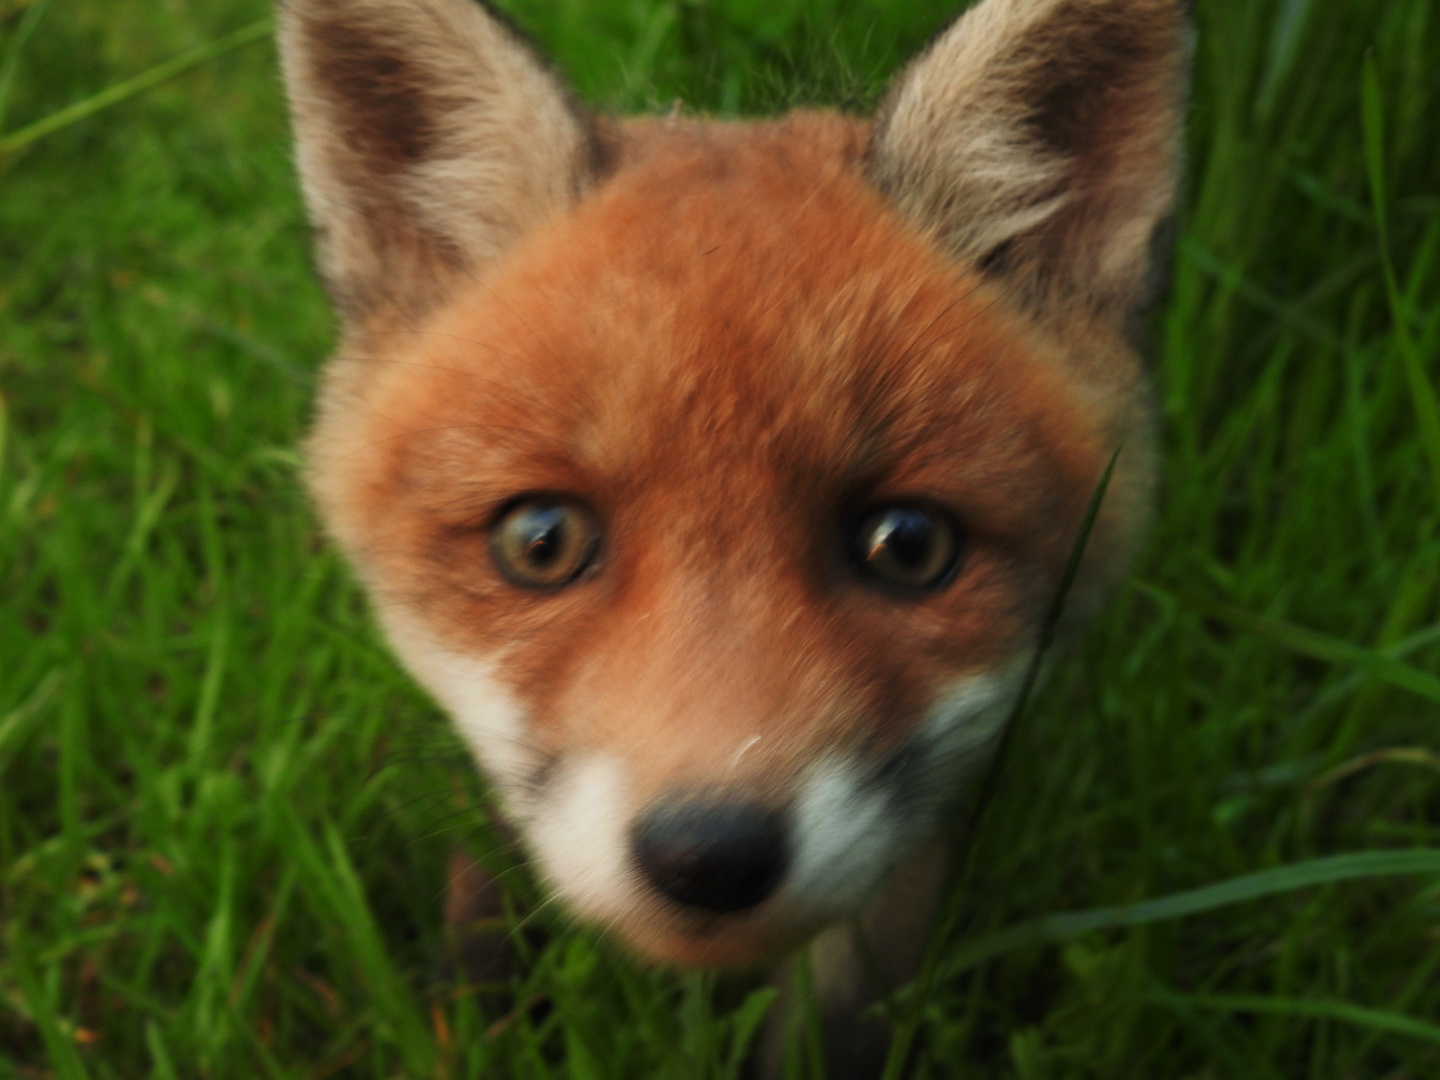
[870,0,1073,259]
[278,0,596,324]
[868,0,1186,319]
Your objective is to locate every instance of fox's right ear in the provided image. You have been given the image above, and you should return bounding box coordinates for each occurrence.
[278,0,602,328]
[868,0,1188,330]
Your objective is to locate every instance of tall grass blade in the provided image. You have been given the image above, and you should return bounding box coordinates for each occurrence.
[726,986,778,1077]
[1256,0,1313,120]
[0,18,271,161]
[879,448,1122,1080]
[0,668,61,776]
[280,808,435,1076]
[1142,583,1440,703]
[1362,53,1440,513]
[6,926,91,1080]
[317,821,436,1076]
[939,848,1440,978]
[0,0,53,131]
[1155,990,1440,1047]
[146,1020,181,1080]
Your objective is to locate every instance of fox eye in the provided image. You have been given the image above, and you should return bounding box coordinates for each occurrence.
[851,504,963,592]
[491,499,600,590]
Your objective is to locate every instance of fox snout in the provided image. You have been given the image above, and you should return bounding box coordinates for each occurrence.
[631,796,789,914]
[501,658,1024,965]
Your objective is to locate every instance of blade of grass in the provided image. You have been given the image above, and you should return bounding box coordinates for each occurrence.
[1146,980,1261,1080]
[0,18,271,161]
[192,841,238,1054]
[291,816,436,1077]
[1139,582,1440,704]
[1308,747,1440,793]
[6,926,91,1080]
[878,448,1122,1080]
[228,869,296,1014]
[1294,621,1440,722]
[1255,0,1313,121]
[1182,239,1354,354]
[1156,990,1440,1047]
[796,947,827,1080]
[146,1020,182,1080]
[0,668,61,777]
[0,0,53,131]
[1363,52,1440,513]
[725,986,778,1078]
[187,614,229,769]
[936,848,1440,979]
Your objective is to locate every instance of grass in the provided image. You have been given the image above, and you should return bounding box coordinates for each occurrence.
[1,0,1438,1076]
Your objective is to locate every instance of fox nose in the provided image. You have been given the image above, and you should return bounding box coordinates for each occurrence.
[631,798,789,913]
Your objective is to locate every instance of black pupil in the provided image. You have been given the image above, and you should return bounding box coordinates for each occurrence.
[870,509,934,568]
[523,508,567,566]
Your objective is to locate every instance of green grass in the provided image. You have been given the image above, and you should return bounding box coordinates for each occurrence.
[2,0,1438,1076]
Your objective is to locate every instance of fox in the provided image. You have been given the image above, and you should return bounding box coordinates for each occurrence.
[277,0,1187,1071]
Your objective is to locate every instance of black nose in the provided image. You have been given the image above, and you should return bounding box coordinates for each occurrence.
[631,798,789,913]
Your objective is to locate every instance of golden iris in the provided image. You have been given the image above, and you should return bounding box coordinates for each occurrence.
[852,504,962,591]
[491,499,600,589]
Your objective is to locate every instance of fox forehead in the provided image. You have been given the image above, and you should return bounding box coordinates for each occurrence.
[312,115,1114,768]
[347,114,1106,534]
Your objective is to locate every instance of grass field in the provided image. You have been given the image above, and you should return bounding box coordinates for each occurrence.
[2,0,1439,1076]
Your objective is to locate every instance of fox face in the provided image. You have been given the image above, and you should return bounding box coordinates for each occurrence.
[280,0,1186,967]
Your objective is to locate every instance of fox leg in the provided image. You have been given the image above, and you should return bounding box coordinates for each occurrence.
[761,839,948,1080]
[447,836,945,1078]
[441,847,517,986]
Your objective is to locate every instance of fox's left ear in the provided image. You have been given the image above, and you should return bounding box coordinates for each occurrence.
[868,0,1189,328]
[278,0,602,329]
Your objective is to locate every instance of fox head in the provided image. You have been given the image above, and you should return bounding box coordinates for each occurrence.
[279,0,1187,966]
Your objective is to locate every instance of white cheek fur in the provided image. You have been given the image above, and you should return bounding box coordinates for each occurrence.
[371,596,1031,934]
[375,603,643,924]
[528,754,637,923]
[787,759,897,916]
[783,664,1026,916]
[920,662,1028,775]
[374,604,540,815]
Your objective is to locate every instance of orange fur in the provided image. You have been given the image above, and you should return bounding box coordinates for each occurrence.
[310,112,1144,963]
[280,0,1187,1055]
